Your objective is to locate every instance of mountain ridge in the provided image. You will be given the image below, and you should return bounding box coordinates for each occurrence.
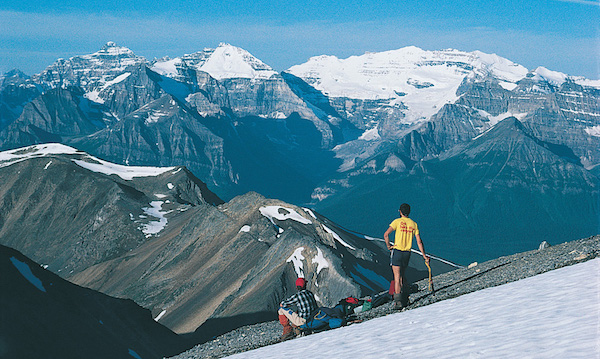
[1,41,598,266]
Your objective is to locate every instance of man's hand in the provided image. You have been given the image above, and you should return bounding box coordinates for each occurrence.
[423,255,430,264]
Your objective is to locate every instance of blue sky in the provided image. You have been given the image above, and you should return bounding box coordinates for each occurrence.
[0,0,598,78]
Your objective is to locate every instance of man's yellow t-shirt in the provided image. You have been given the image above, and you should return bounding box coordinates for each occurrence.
[389,217,419,251]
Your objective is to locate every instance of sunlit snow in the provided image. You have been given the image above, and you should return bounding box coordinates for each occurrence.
[259,206,313,225]
[239,225,251,233]
[287,247,305,278]
[0,144,79,168]
[287,46,529,124]
[585,125,600,137]
[139,201,168,237]
[72,157,176,181]
[311,247,329,275]
[226,258,600,359]
[154,309,167,322]
[0,144,177,181]
[198,44,277,80]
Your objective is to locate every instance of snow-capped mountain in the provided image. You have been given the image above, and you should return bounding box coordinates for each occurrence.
[0,42,598,266]
[287,47,528,127]
[152,43,278,81]
[287,46,600,171]
[31,41,147,92]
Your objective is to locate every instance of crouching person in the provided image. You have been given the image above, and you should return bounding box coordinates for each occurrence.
[278,277,318,341]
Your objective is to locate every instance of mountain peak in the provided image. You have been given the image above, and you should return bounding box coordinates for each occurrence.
[198,44,277,80]
[102,41,119,49]
[92,42,138,59]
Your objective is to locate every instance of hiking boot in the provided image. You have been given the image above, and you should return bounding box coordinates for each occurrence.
[393,293,403,310]
[279,331,294,342]
[293,327,302,337]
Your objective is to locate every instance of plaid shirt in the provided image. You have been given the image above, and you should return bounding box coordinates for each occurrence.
[280,289,318,319]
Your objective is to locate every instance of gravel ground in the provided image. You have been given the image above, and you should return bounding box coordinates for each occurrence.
[170,235,599,359]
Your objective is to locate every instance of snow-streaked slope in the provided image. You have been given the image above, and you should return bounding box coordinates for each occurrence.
[226,258,599,359]
[287,46,529,122]
[33,42,146,89]
[0,143,177,180]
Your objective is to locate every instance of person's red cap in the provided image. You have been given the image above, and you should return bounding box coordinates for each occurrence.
[295,278,306,288]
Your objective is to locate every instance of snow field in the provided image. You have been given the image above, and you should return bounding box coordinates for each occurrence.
[225,258,600,359]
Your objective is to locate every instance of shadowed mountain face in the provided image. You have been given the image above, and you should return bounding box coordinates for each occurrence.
[0,244,186,359]
[314,118,599,265]
[0,144,458,337]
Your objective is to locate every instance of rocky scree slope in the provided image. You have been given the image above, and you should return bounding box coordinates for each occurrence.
[170,235,599,359]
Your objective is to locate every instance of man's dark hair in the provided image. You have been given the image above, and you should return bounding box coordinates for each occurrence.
[399,203,411,216]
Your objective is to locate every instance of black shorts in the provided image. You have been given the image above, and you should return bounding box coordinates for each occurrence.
[390,249,411,270]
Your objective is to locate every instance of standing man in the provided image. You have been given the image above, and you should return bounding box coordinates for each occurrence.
[384,203,429,309]
[278,277,318,341]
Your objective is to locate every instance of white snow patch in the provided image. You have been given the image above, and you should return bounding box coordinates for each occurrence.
[84,89,105,104]
[287,247,305,278]
[225,258,600,359]
[303,208,317,219]
[104,72,131,87]
[151,58,182,77]
[154,194,167,199]
[239,225,251,233]
[322,225,356,250]
[358,127,380,141]
[259,206,312,225]
[531,66,568,86]
[311,247,329,275]
[72,157,176,181]
[585,125,600,137]
[154,310,167,322]
[139,201,168,237]
[0,143,79,169]
[498,81,518,91]
[10,257,46,292]
[43,160,52,170]
[167,183,175,189]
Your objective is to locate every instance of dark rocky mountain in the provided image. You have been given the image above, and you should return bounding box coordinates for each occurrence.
[0,144,457,337]
[0,69,40,131]
[0,244,186,359]
[313,117,599,264]
[0,144,221,275]
[1,43,598,266]
[0,87,117,150]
